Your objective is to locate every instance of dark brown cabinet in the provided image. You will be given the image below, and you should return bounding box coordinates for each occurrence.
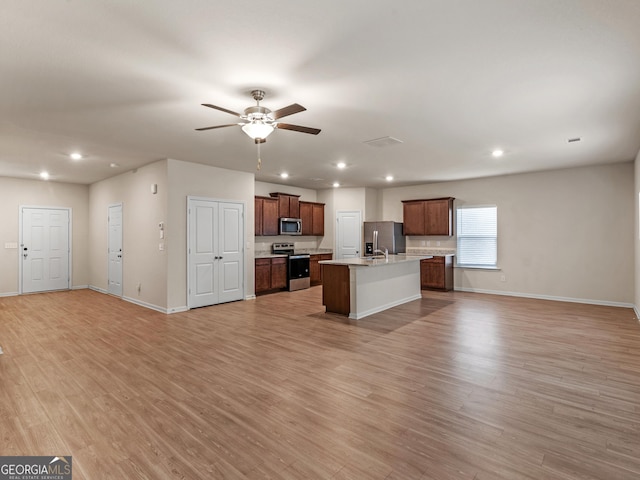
[255,196,279,236]
[255,258,272,292]
[270,257,287,289]
[255,257,288,294]
[300,201,325,236]
[309,253,332,285]
[420,256,454,291]
[402,197,454,236]
[271,192,300,218]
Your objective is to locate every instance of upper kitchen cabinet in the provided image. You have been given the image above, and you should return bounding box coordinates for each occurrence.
[402,197,454,236]
[300,201,325,236]
[270,192,300,218]
[255,196,279,236]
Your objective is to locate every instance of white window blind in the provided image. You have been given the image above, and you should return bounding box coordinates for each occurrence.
[456,206,497,268]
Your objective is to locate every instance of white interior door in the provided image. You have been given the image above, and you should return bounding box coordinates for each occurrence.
[188,197,244,308]
[336,210,362,259]
[189,199,218,308]
[218,202,244,304]
[21,207,70,293]
[108,203,123,296]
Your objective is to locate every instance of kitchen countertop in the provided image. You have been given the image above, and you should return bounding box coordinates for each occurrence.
[405,247,456,256]
[255,249,333,259]
[319,253,432,267]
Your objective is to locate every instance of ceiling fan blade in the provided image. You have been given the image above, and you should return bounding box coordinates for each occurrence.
[272,103,306,119]
[276,123,321,135]
[195,123,240,131]
[201,103,243,117]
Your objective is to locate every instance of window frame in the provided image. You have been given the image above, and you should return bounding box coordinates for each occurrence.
[455,205,498,269]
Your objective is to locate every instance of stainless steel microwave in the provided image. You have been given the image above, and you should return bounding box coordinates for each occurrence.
[279,217,302,235]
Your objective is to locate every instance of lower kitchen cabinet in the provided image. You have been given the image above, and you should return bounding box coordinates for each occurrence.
[255,257,287,294]
[271,257,287,289]
[420,255,454,291]
[310,253,333,285]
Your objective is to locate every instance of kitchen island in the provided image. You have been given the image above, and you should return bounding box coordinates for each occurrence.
[319,254,431,319]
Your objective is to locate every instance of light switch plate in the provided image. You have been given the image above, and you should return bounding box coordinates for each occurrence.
[5,242,18,249]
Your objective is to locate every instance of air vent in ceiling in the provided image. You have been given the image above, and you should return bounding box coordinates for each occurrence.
[568,137,581,143]
[364,136,403,148]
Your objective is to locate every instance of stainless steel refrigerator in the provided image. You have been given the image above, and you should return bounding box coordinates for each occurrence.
[364,221,406,256]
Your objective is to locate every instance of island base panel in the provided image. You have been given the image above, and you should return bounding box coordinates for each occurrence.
[322,264,350,315]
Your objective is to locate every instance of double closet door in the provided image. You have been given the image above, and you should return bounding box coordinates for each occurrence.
[188,197,244,308]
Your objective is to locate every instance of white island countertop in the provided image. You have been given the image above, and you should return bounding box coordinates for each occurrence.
[319,253,432,267]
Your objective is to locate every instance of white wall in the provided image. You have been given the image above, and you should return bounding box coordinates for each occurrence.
[383,163,634,305]
[0,177,89,295]
[89,161,169,310]
[167,159,255,310]
[635,151,640,316]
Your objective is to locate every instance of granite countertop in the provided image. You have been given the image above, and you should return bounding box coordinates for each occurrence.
[405,247,456,256]
[255,248,333,259]
[319,253,432,267]
[255,253,288,259]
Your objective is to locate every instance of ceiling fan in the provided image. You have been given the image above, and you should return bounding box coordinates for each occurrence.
[196,89,321,144]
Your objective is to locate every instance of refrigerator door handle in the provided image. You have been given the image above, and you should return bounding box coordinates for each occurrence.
[373,230,378,252]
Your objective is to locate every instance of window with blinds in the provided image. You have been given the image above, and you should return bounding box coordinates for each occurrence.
[456,206,497,268]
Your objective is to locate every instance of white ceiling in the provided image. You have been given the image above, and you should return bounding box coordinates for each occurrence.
[2,1,640,189]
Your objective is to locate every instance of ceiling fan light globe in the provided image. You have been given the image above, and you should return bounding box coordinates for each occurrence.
[242,122,274,140]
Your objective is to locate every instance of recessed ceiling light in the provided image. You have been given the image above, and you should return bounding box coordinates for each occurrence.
[109,163,119,168]
[40,171,49,180]
[280,172,289,178]
[492,149,504,158]
[385,175,394,181]
[337,162,346,169]
[332,182,340,188]
[70,153,83,160]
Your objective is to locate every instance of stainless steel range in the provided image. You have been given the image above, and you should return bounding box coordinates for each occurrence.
[272,242,310,291]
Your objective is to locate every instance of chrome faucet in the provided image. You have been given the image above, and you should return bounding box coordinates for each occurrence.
[372,230,388,259]
[373,247,388,260]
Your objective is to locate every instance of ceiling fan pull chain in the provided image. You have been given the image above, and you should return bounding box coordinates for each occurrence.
[257,141,262,170]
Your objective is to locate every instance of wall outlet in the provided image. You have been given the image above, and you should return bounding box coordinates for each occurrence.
[427,240,431,247]
[421,240,425,246]
[436,241,441,246]
[500,275,506,282]
[159,243,164,251]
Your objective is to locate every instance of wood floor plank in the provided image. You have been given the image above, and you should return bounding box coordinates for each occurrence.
[1,288,639,479]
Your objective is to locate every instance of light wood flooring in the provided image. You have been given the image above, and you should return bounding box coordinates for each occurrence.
[0,288,639,479]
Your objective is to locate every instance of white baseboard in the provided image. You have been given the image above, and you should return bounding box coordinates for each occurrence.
[88,285,108,294]
[167,306,189,314]
[455,287,634,309]
[349,293,423,320]
[634,305,639,321]
[0,291,18,298]
[71,285,89,290]
[245,294,257,300]
[122,296,168,314]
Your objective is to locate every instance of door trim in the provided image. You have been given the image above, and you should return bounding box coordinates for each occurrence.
[186,196,246,309]
[335,210,362,260]
[18,205,72,294]
[108,202,124,297]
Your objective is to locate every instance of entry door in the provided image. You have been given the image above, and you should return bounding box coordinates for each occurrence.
[188,198,244,308]
[21,207,70,293]
[336,210,362,259]
[108,204,123,297]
